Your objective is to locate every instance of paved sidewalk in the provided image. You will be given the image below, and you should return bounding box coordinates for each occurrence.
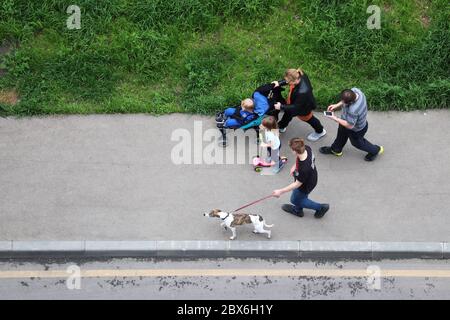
[0,111,449,242]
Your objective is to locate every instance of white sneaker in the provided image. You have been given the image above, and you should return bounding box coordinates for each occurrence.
[279,127,287,133]
[307,129,327,142]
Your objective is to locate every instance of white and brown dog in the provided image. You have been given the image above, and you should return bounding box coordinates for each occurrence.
[203,209,274,240]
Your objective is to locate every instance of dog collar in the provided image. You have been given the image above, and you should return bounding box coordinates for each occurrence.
[221,213,230,220]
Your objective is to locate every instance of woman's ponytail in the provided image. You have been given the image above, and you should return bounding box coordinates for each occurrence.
[284,68,303,82]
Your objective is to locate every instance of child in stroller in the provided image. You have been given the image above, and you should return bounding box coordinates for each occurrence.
[216,98,258,130]
[216,81,286,147]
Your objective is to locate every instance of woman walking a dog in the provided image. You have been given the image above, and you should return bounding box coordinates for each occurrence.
[272,138,329,218]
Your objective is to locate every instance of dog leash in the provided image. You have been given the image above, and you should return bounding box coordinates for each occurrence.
[231,194,274,213]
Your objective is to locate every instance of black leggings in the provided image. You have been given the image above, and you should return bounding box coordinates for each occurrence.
[305,116,324,134]
[265,107,280,120]
[278,105,324,133]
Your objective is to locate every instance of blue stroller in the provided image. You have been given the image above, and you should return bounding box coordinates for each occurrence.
[215,91,270,149]
[215,82,285,150]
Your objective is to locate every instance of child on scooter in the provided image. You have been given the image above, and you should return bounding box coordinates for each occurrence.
[260,116,284,173]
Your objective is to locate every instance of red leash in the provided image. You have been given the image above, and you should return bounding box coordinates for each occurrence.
[231,195,274,213]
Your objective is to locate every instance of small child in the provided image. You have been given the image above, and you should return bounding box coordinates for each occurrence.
[222,99,257,128]
[260,116,283,173]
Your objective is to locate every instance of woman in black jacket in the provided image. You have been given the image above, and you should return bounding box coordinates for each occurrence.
[273,68,327,142]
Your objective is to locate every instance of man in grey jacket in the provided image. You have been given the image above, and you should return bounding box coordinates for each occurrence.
[320,88,384,162]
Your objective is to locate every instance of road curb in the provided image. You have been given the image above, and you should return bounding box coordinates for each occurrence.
[299,241,372,259]
[372,242,444,259]
[0,241,448,259]
[443,243,450,259]
[11,241,85,257]
[85,241,156,257]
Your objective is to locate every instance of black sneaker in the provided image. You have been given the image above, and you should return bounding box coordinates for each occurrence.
[282,204,304,217]
[364,146,384,162]
[319,146,343,157]
[314,204,330,219]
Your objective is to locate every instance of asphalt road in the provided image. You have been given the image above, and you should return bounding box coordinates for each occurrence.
[0,258,449,299]
[1,111,449,242]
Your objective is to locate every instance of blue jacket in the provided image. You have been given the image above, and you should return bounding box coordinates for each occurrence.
[252,92,269,116]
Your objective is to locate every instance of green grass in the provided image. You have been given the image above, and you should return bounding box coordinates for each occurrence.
[0,0,448,116]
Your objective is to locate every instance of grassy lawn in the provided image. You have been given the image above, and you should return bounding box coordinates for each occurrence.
[0,0,448,116]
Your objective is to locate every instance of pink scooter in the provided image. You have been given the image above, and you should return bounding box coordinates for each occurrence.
[252,156,288,172]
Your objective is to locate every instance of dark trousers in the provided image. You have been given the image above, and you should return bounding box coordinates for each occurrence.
[290,189,321,212]
[266,107,280,120]
[331,122,380,155]
[278,105,324,133]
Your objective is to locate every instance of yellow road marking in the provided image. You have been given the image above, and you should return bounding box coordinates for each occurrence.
[0,269,450,279]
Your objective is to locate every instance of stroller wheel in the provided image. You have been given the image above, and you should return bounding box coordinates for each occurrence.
[218,138,228,148]
[254,167,262,172]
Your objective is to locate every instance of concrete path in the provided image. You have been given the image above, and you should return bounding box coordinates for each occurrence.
[0,111,449,241]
